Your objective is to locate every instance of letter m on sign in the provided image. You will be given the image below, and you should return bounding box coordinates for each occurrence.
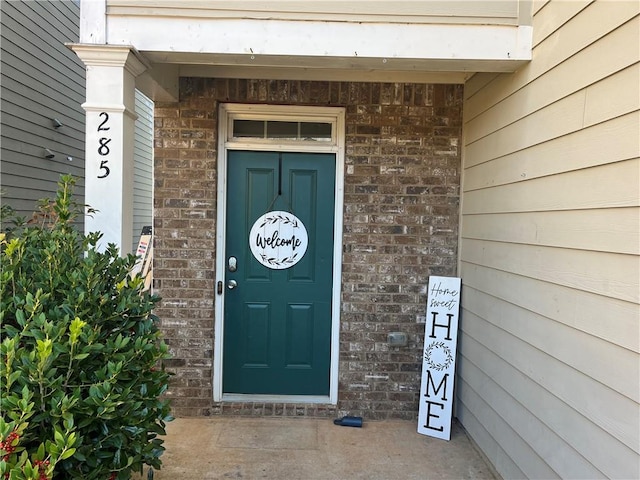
[426,372,448,401]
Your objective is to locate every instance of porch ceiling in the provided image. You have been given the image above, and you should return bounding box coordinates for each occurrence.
[142,50,529,82]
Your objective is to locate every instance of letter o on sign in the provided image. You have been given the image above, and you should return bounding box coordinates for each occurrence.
[249,211,308,270]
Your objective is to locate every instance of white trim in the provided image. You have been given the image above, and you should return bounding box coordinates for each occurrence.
[79,0,106,44]
[222,394,331,404]
[224,142,340,154]
[107,17,532,63]
[70,44,150,74]
[214,103,345,404]
[81,103,138,121]
[213,110,229,403]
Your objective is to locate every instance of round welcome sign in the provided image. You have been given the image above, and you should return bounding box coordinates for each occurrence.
[249,211,308,270]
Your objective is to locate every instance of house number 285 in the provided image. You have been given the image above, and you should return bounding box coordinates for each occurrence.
[97,112,111,179]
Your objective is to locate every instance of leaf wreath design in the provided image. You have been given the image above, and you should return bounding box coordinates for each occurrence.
[260,253,298,266]
[424,341,454,372]
[259,213,299,228]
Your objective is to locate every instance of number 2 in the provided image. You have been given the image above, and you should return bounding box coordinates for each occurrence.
[98,112,110,131]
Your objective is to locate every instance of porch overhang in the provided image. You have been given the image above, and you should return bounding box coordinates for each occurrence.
[81,12,532,101]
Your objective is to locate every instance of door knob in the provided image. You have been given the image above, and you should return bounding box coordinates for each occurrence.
[227,279,238,290]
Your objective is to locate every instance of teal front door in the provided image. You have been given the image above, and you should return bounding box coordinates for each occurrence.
[223,151,336,395]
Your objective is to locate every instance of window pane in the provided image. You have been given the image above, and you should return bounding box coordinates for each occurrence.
[234,120,265,137]
[266,121,298,139]
[300,122,332,140]
[232,119,333,141]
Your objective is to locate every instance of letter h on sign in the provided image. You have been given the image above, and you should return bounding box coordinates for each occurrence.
[429,311,454,340]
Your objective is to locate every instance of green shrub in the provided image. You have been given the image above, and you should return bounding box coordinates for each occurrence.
[0,176,172,479]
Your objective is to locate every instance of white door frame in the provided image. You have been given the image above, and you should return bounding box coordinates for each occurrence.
[214,103,345,404]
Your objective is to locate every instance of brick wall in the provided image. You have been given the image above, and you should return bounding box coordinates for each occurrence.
[153,78,463,419]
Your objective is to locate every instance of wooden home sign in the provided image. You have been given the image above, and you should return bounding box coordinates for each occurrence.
[417,276,461,441]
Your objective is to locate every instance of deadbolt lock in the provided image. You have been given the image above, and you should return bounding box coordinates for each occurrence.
[228,256,237,272]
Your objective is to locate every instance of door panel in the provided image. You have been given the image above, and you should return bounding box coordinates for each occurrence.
[285,304,314,367]
[223,151,335,395]
[244,303,270,366]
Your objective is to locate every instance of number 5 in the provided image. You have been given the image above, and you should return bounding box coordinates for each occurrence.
[97,160,110,179]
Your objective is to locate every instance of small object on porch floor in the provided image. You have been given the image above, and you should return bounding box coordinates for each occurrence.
[333,416,363,427]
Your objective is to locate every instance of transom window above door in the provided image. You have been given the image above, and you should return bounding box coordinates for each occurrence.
[222,104,343,148]
[233,120,332,141]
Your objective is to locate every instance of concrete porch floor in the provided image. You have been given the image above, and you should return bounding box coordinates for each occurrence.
[146,416,497,479]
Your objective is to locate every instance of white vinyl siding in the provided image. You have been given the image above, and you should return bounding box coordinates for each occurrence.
[0,0,85,222]
[458,1,639,479]
[132,89,153,253]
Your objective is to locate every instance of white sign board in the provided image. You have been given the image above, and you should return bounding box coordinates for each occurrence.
[417,276,461,441]
[249,211,308,270]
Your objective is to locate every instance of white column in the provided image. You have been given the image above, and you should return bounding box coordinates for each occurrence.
[79,0,106,44]
[71,45,148,255]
